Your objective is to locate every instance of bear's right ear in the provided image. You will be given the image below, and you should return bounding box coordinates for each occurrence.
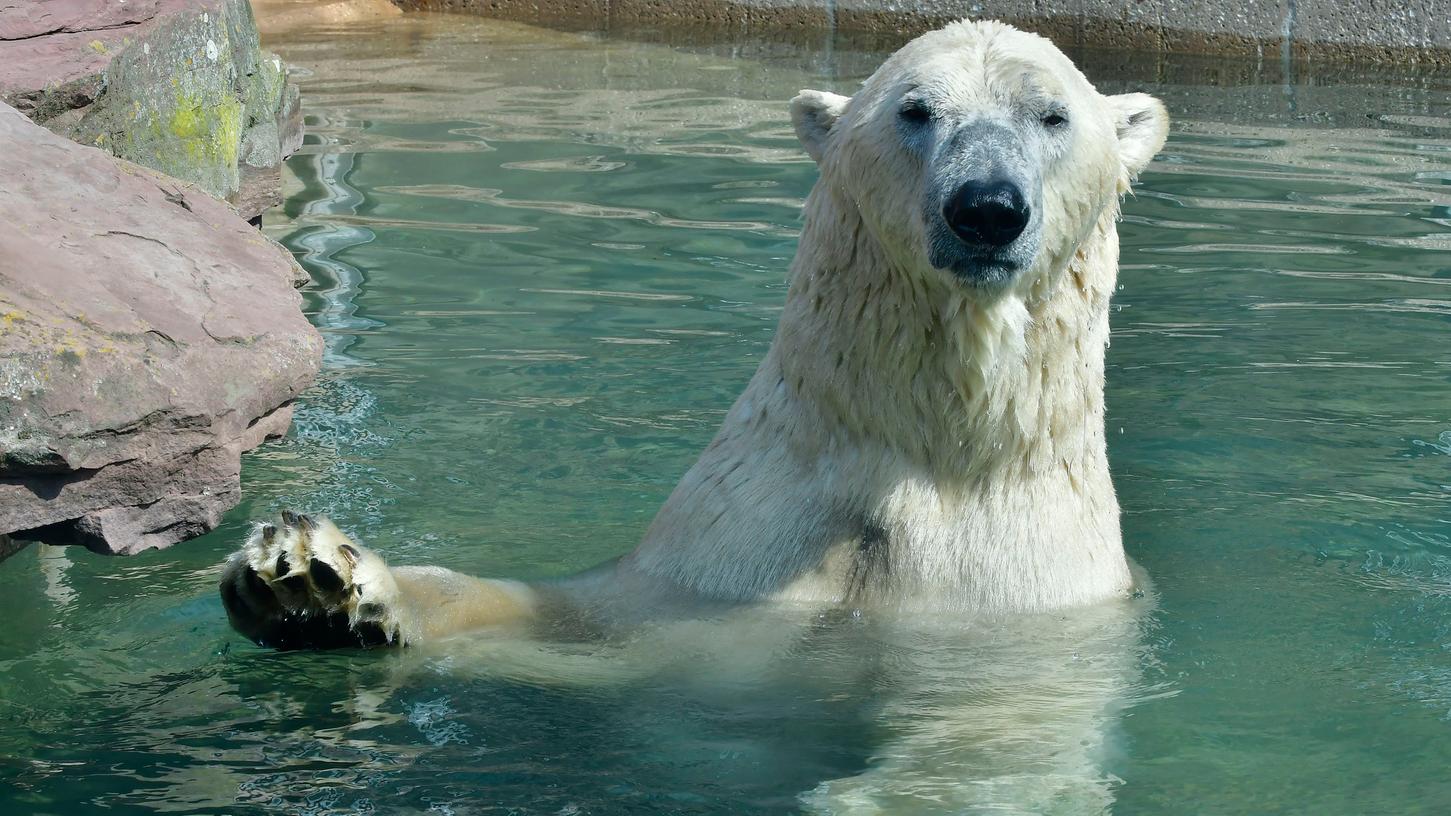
[1107,92,1169,179]
[791,89,850,164]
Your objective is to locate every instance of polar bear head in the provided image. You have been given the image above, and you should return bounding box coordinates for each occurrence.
[790,20,1167,295]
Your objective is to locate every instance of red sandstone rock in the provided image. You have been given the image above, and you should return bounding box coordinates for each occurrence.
[0,0,163,39]
[0,0,179,110]
[0,103,322,555]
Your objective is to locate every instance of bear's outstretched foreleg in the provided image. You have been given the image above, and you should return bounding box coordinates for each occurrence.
[219,512,537,649]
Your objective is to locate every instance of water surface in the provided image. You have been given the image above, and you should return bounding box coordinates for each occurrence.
[3,13,1451,815]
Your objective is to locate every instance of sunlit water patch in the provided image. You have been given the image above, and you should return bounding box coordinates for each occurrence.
[3,14,1451,816]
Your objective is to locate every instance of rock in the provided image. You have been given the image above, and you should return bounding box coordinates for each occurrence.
[0,102,323,556]
[0,1,165,39]
[0,0,303,221]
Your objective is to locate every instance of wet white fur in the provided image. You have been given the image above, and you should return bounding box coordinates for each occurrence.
[618,20,1169,614]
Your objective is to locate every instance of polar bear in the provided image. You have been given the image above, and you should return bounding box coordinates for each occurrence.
[221,20,1167,655]
[221,20,1169,811]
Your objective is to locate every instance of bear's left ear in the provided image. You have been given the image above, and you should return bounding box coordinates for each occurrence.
[791,89,851,165]
[1107,92,1169,178]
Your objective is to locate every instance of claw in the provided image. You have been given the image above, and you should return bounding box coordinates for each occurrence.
[261,524,277,544]
[281,510,300,526]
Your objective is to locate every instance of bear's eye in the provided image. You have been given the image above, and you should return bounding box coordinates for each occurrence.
[1041,112,1068,128]
[899,100,933,126]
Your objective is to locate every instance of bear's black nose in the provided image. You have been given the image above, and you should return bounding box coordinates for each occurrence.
[944,180,1030,248]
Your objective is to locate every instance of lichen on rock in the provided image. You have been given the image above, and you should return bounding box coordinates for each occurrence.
[0,0,304,220]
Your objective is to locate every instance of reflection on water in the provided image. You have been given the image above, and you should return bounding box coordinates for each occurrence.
[293,147,383,369]
[3,12,1451,815]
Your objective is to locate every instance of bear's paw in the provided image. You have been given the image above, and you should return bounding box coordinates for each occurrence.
[219,511,405,650]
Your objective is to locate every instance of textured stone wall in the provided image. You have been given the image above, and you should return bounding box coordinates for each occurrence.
[392,0,1451,62]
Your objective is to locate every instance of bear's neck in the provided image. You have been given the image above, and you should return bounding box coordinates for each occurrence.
[775,183,1119,486]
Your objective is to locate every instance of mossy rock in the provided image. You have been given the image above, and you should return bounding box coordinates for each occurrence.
[70,0,294,207]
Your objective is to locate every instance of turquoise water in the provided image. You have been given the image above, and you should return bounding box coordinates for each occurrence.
[5,14,1451,814]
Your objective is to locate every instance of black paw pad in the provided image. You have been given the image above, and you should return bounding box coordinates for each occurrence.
[354,621,394,648]
[277,573,309,594]
[220,577,246,614]
[309,558,346,593]
[243,567,273,599]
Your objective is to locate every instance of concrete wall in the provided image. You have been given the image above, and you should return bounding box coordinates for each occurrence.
[393,0,1451,62]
